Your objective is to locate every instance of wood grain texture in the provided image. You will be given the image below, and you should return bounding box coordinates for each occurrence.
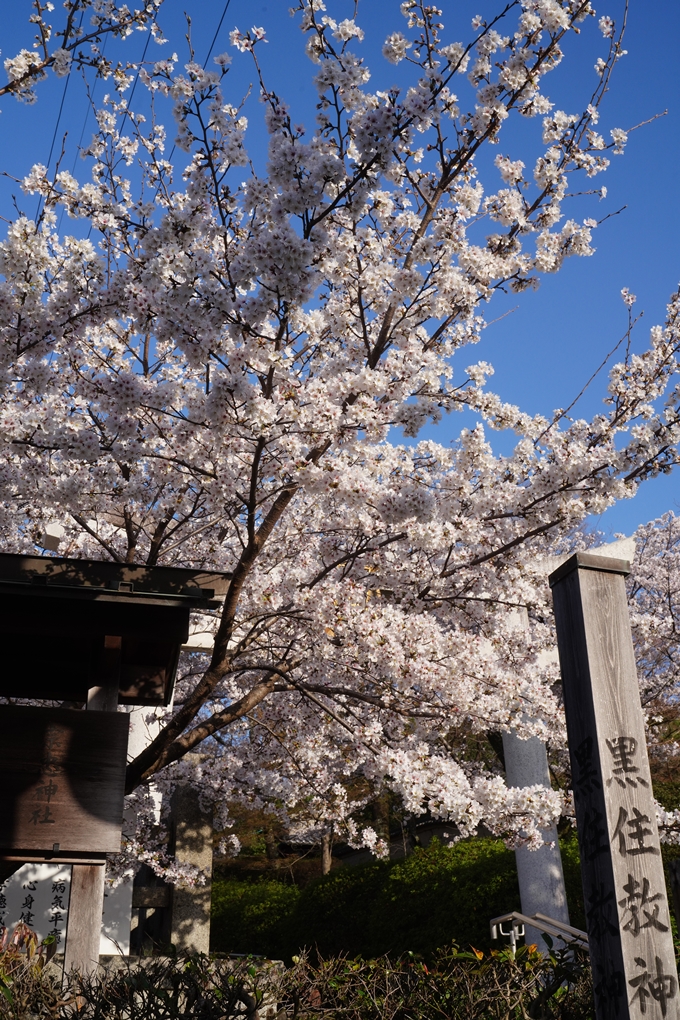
[552,562,679,1020]
[63,864,106,976]
[0,706,129,854]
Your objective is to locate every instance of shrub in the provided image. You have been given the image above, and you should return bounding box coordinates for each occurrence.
[279,943,594,1020]
[0,952,280,1020]
[0,940,594,1020]
[0,922,63,1019]
[284,838,522,960]
[213,838,530,960]
[211,878,300,960]
[210,833,615,961]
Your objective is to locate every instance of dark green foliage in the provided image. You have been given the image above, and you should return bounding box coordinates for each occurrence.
[558,832,586,932]
[219,832,680,962]
[654,780,680,812]
[288,838,521,960]
[211,838,554,960]
[211,877,300,961]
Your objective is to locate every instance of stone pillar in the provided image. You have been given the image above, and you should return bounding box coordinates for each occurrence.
[502,728,570,950]
[169,786,213,954]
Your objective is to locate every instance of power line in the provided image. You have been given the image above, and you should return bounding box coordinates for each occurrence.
[53,2,234,231]
[36,10,85,220]
[57,35,111,234]
[204,0,233,65]
[83,24,158,240]
[45,77,72,178]
[126,19,156,112]
[167,0,234,164]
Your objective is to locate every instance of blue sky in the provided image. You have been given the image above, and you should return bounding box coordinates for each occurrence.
[1,0,678,538]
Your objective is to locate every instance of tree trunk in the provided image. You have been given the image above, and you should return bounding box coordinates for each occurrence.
[321,824,333,876]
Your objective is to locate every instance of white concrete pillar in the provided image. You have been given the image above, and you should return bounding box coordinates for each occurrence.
[100,705,165,955]
[502,728,570,950]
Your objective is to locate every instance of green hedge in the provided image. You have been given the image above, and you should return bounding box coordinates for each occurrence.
[210,875,300,960]
[211,835,588,962]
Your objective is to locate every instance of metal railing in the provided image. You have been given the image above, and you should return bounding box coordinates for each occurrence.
[490,911,589,954]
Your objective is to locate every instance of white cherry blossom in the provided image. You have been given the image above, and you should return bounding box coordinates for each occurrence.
[0,0,678,865]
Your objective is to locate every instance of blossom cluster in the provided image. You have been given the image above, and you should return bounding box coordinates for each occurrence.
[0,0,677,861]
[3,0,163,104]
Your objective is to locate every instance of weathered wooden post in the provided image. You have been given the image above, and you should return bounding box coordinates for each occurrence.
[550,552,679,1020]
[65,635,123,974]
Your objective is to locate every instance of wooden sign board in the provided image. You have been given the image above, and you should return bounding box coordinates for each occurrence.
[0,706,129,857]
[550,553,679,1020]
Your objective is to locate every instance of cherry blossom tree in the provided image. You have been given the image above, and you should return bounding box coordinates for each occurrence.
[1,0,680,863]
[630,512,680,708]
[2,0,163,105]
[623,513,680,845]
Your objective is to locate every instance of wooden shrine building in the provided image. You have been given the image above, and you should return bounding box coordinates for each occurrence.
[0,553,231,971]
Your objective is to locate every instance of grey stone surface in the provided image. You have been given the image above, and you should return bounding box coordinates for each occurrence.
[169,786,213,954]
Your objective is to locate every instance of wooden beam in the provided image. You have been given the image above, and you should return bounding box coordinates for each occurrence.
[0,861,22,884]
[550,552,679,1020]
[63,864,106,976]
[87,635,122,712]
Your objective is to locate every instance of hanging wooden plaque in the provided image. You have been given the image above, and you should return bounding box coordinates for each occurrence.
[0,706,129,858]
